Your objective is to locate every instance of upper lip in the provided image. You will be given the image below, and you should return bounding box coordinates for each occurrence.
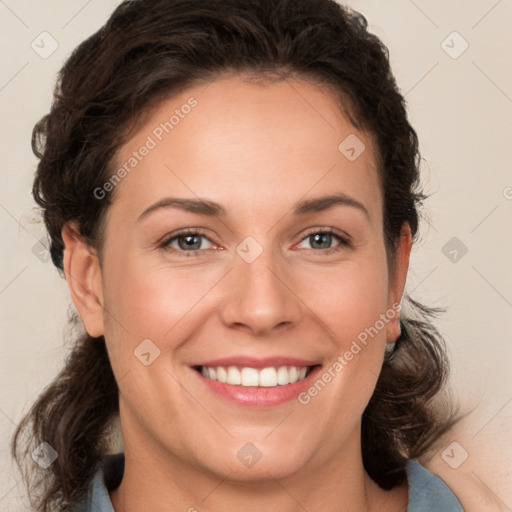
[192,356,320,369]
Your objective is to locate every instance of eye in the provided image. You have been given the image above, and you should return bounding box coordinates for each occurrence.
[159,230,216,255]
[296,229,351,253]
[158,228,351,257]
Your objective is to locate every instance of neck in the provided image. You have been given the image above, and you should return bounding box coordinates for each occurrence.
[109,424,408,512]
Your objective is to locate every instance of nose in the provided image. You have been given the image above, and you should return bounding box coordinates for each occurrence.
[218,249,302,336]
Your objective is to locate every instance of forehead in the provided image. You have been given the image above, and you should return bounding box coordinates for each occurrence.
[108,75,382,225]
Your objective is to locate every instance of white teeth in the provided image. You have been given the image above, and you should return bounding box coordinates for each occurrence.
[227,366,241,385]
[216,366,227,383]
[258,367,277,387]
[199,365,311,387]
[240,367,259,386]
[276,366,290,385]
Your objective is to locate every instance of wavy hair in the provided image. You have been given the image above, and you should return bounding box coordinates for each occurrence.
[12,0,457,509]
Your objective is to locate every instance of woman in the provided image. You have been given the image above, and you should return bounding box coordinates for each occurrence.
[12,0,463,510]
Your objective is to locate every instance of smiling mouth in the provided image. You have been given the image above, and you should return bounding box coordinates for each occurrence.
[193,364,319,387]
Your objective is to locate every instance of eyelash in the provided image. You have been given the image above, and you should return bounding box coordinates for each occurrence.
[298,227,352,255]
[158,227,351,257]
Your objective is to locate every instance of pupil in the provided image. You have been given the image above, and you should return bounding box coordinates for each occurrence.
[311,233,331,249]
[179,235,201,250]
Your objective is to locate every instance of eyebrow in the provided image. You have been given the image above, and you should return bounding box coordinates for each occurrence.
[293,193,370,220]
[137,197,224,221]
[137,192,370,222]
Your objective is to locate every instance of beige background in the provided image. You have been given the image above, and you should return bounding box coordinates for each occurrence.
[1,1,511,510]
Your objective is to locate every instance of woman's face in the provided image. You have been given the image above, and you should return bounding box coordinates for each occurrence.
[69,75,410,481]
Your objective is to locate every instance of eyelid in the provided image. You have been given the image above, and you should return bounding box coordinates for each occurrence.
[158,226,352,255]
[158,228,219,253]
[296,226,352,247]
[300,226,350,240]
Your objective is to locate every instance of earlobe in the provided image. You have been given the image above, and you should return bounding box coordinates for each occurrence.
[62,222,105,338]
[386,222,412,343]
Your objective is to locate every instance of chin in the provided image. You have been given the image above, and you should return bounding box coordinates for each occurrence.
[204,440,312,483]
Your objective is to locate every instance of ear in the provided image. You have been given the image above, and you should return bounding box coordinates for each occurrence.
[386,222,412,343]
[62,221,105,338]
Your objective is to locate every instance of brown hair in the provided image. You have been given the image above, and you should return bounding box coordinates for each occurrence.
[13,0,457,509]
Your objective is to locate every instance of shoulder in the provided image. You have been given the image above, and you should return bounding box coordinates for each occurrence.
[405,460,465,511]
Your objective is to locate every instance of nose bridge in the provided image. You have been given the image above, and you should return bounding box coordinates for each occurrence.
[218,242,301,334]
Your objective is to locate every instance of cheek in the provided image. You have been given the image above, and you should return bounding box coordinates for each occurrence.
[110,272,201,332]
[100,258,220,414]
[296,254,390,343]
[103,245,390,342]
[291,254,391,451]
[295,250,390,407]
[101,255,224,355]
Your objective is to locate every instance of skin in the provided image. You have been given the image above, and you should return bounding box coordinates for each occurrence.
[63,75,412,511]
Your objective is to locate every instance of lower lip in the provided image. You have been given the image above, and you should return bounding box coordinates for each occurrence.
[193,366,322,407]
